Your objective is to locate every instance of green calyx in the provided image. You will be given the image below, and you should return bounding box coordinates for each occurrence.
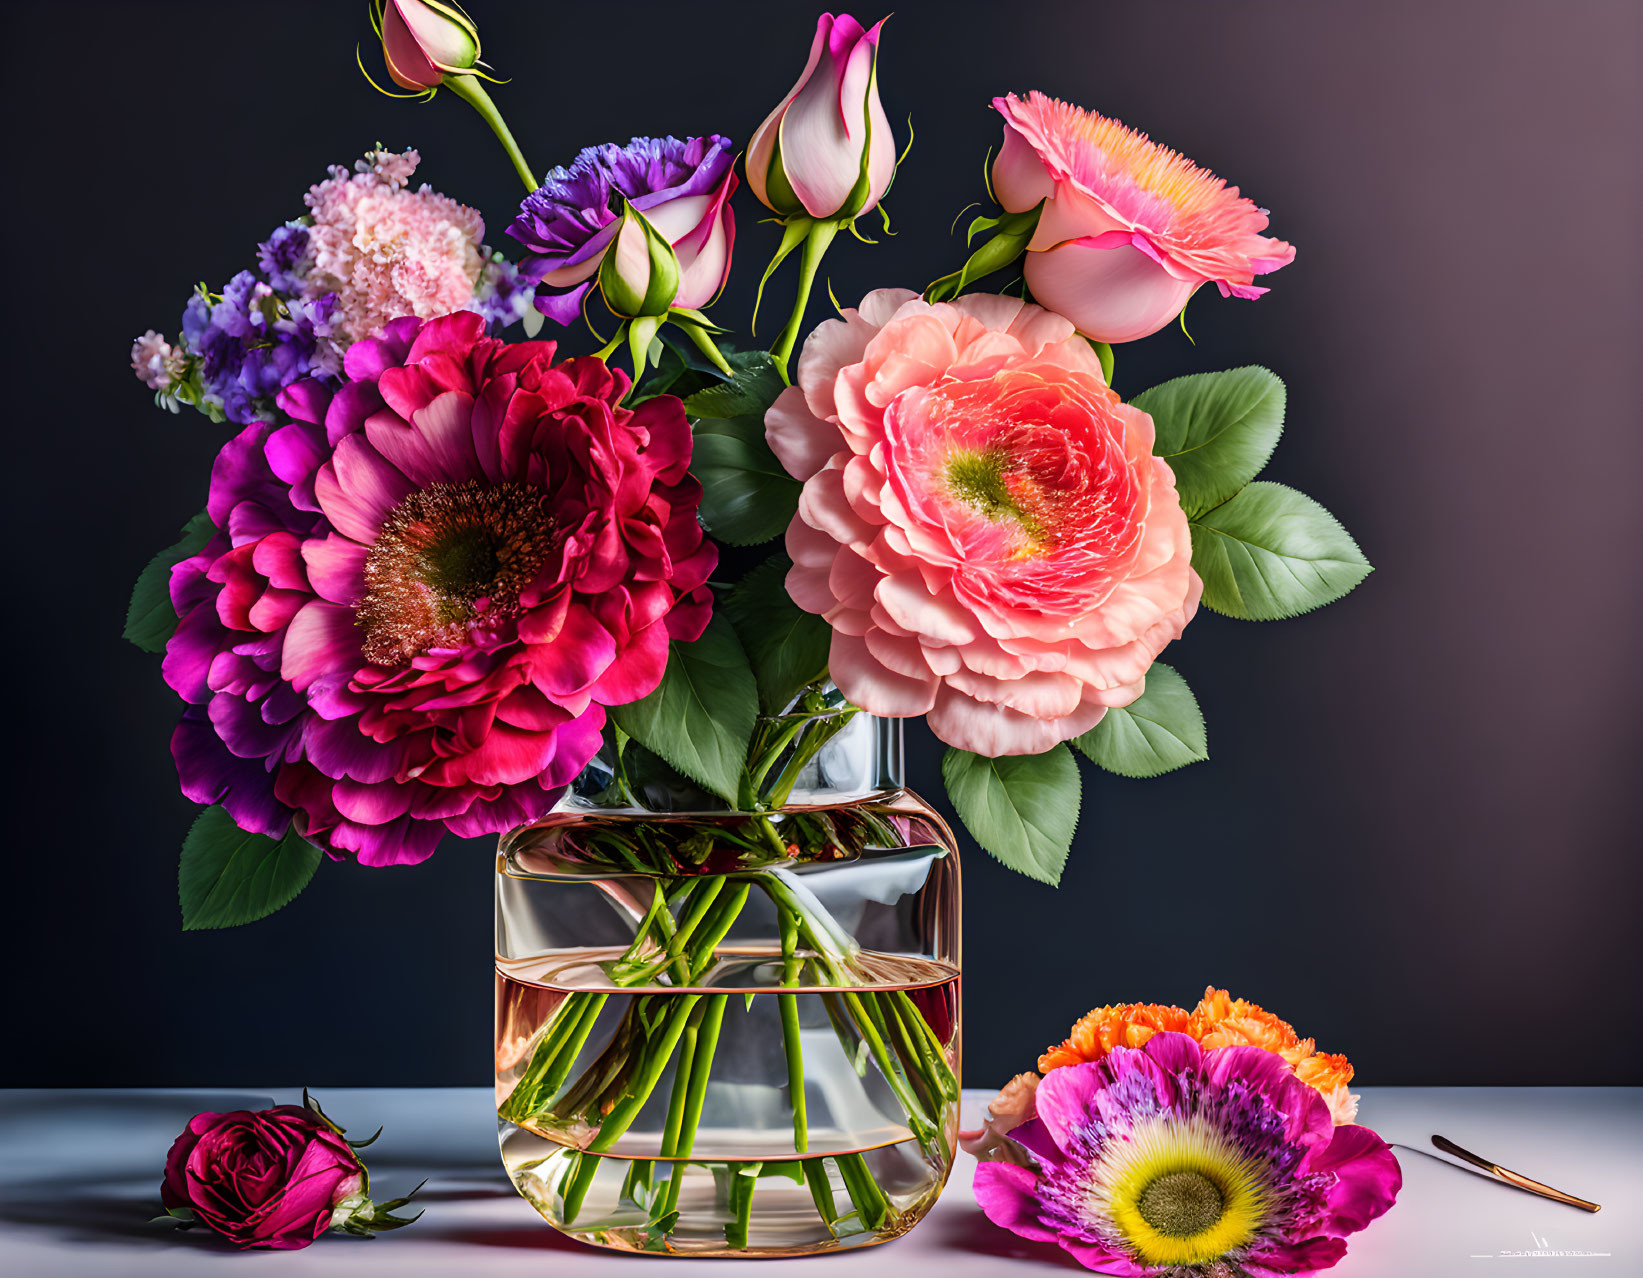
[925,200,1044,303]
[599,200,682,320]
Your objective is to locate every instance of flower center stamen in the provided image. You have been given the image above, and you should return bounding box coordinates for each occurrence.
[1136,1171,1225,1238]
[357,480,554,666]
[945,448,1047,545]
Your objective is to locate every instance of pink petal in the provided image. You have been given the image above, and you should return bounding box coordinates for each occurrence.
[1023,238,1200,344]
[829,631,937,717]
[314,434,414,545]
[280,601,362,693]
[765,385,840,482]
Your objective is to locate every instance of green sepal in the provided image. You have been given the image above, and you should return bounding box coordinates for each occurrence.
[125,511,215,653]
[1089,339,1115,385]
[752,216,814,336]
[599,199,681,319]
[925,201,1042,303]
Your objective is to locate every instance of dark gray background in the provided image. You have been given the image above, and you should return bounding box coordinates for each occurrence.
[3,0,1638,1089]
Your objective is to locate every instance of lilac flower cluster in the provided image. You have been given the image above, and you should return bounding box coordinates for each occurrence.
[179,252,344,426]
[133,151,533,427]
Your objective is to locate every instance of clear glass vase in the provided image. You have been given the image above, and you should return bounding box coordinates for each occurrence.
[495,703,961,1257]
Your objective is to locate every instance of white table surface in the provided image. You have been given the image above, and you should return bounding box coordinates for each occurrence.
[2,1087,1637,1276]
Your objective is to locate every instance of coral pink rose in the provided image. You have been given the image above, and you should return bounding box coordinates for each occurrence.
[766,289,1200,756]
[992,91,1295,344]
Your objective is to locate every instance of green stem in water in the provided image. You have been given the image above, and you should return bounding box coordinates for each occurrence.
[769,219,843,384]
[442,73,538,193]
[659,993,728,1220]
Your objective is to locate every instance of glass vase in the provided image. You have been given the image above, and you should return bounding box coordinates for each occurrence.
[494,702,961,1257]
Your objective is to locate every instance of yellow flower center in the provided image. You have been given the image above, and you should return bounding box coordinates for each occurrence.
[1089,1114,1268,1268]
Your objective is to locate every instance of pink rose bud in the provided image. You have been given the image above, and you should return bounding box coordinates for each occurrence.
[747,13,896,221]
[599,202,683,320]
[159,1096,418,1250]
[991,92,1295,344]
[374,0,481,93]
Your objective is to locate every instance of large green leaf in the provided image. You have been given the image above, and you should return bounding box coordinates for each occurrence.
[124,512,215,653]
[179,807,323,930]
[610,615,758,802]
[941,745,1080,886]
[722,555,832,714]
[1190,481,1371,620]
[1073,663,1207,778]
[690,414,802,546]
[682,351,785,420]
[1133,367,1285,517]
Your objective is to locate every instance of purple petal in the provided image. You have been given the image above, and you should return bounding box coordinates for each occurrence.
[533,280,594,327]
[171,708,293,837]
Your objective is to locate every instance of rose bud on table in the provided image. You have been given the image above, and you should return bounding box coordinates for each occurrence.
[157,1092,419,1250]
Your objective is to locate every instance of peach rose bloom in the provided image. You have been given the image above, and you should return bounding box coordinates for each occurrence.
[992,91,1295,344]
[765,289,1200,757]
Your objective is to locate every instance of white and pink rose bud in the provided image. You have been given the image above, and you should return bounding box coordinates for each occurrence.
[747,13,896,222]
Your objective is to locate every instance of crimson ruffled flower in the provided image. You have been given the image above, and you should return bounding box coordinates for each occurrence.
[164,312,715,865]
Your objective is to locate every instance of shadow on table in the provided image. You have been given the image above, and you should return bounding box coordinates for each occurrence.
[920,1205,1088,1270]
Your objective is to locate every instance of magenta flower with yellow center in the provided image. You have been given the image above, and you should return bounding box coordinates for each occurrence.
[766,289,1199,757]
[992,91,1296,344]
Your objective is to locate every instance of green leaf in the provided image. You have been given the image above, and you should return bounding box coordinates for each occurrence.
[1190,481,1371,620]
[941,745,1080,886]
[1072,663,1207,778]
[722,555,832,714]
[610,615,758,802]
[1133,367,1285,518]
[690,414,802,546]
[124,512,215,653]
[178,807,322,930]
[682,351,785,420]
[1089,339,1115,386]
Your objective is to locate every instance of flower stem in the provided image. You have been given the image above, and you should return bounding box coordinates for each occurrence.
[770,219,843,385]
[443,74,538,193]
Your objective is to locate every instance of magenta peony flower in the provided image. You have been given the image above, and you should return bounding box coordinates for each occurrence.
[164,311,715,865]
[765,289,1199,757]
[162,1106,364,1250]
[992,91,1296,344]
[973,1034,1401,1276]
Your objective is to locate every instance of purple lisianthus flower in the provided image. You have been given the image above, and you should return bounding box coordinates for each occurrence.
[973,1034,1401,1276]
[508,135,737,325]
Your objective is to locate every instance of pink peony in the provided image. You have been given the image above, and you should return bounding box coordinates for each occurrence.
[992,92,1295,344]
[304,149,489,344]
[164,312,714,865]
[765,290,1199,756]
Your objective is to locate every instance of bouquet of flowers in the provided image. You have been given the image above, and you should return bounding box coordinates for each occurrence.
[129,3,1366,914]
[125,2,1372,1259]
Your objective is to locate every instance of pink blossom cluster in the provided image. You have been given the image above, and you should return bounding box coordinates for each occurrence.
[305,149,490,345]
